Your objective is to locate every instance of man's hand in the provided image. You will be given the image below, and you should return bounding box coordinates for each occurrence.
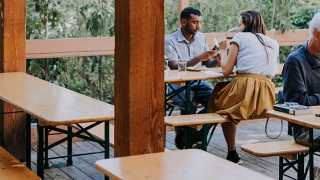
[197,50,216,61]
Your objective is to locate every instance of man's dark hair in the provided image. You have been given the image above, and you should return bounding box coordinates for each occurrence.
[180,7,201,20]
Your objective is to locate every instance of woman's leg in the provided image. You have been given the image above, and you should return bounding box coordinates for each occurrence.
[221,122,237,151]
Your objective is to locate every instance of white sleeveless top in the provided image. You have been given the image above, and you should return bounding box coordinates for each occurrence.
[231,32,279,77]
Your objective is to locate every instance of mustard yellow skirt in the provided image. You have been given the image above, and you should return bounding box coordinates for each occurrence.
[208,73,275,124]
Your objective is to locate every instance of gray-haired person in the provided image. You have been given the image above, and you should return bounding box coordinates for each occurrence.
[280,12,320,146]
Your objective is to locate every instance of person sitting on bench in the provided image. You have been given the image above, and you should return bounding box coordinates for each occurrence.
[279,12,320,147]
[208,10,279,163]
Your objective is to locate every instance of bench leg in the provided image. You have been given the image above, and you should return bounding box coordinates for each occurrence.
[67,126,73,166]
[26,114,31,169]
[199,124,217,151]
[297,154,305,180]
[309,128,314,180]
[44,127,49,169]
[279,157,284,180]
[37,125,44,179]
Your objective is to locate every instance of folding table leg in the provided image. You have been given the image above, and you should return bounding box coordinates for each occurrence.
[104,121,109,159]
[104,121,110,180]
[309,129,314,180]
[67,126,73,166]
[26,114,31,169]
[37,125,44,179]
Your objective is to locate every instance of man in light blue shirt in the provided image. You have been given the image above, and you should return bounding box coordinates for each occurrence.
[165,7,219,149]
[165,7,218,111]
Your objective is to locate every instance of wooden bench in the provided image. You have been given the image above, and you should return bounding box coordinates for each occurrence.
[165,113,228,127]
[165,113,228,150]
[241,140,308,180]
[0,147,39,180]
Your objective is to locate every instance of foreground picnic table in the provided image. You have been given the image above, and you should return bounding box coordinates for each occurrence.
[96,149,274,180]
[0,72,114,178]
[267,106,320,180]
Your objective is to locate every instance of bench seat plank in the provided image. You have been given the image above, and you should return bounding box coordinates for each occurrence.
[0,147,39,180]
[241,140,308,157]
[165,113,228,127]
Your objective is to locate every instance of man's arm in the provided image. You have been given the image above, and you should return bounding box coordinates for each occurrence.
[168,50,217,69]
[282,59,320,106]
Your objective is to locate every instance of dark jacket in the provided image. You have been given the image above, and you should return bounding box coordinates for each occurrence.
[281,42,320,106]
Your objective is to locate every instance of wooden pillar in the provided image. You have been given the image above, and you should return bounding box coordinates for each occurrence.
[114,0,165,156]
[179,0,189,12]
[0,0,27,160]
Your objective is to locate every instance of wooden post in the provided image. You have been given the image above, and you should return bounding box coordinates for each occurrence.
[114,0,165,156]
[0,0,27,160]
[179,0,189,12]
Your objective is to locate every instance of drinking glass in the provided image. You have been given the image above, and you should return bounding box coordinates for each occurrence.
[164,57,169,71]
[178,60,187,72]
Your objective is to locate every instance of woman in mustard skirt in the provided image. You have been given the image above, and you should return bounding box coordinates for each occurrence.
[209,10,279,163]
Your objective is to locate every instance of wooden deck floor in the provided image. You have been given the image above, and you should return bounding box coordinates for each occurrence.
[29,119,319,179]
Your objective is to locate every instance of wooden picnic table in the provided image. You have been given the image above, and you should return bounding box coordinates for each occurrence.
[267,105,320,180]
[96,149,273,180]
[0,72,114,126]
[0,72,114,178]
[164,64,283,83]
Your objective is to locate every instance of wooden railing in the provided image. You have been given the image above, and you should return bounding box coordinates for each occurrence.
[26,29,308,59]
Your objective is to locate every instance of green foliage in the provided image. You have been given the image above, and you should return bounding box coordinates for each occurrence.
[26,0,320,102]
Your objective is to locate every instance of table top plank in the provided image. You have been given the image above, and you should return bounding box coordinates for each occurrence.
[164,68,226,83]
[0,72,114,126]
[96,149,273,180]
[267,106,320,129]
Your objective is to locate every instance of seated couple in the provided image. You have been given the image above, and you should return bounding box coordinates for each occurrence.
[165,7,279,163]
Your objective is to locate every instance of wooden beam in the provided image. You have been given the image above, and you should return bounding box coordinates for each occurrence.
[114,0,165,156]
[179,0,189,12]
[0,0,26,160]
[25,29,308,59]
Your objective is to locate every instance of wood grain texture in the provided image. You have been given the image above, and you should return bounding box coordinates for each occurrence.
[241,140,308,157]
[25,30,307,59]
[96,149,273,180]
[0,0,26,160]
[165,113,228,126]
[26,37,115,59]
[0,72,114,126]
[0,147,39,179]
[267,106,320,129]
[114,0,165,156]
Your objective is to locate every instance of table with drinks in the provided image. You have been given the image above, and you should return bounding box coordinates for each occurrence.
[164,65,232,114]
